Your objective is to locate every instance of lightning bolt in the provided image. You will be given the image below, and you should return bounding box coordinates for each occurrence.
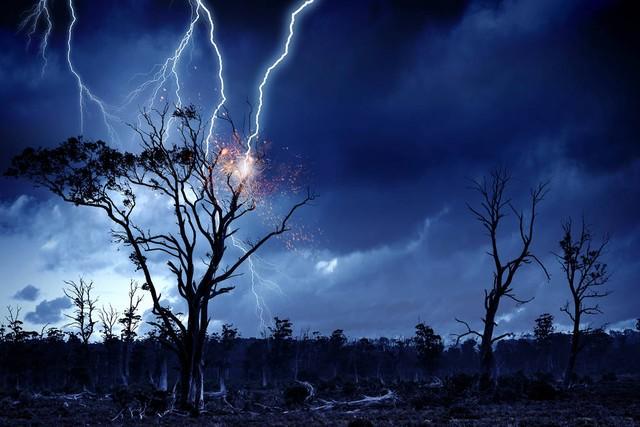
[20,0,316,332]
[196,0,227,156]
[245,0,316,155]
[120,2,200,118]
[66,0,119,142]
[230,0,316,329]
[122,0,226,154]
[231,236,285,331]
[18,0,52,77]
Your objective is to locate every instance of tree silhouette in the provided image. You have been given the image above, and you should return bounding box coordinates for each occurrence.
[533,313,555,344]
[414,323,444,378]
[556,218,610,385]
[63,278,97,345]
[119,281,143,386]
[98,304,118,342]
[5,105,313,410]
[268,317,294,384]
[455,168,549,387]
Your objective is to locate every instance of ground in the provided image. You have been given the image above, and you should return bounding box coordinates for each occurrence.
[1,377,639,426]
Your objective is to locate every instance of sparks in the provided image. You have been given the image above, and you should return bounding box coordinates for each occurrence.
[20,0,317,332]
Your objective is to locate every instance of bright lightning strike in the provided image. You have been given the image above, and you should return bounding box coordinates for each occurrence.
[246,0,316,155]
[231,235,284,331]
[195,0,227,157]
[66,0,119,142]
[21,0,316,333]
[19,0,52,77]
[122,2,200,117]
[121,0,226,155]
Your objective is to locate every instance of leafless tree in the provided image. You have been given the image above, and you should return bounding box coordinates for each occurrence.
[7,104,313,410]
[455,168,549,386]
[119,280,144,343]
[4,306,36,343]
[556,218,610,385]
[99,304,119,342]
[63,278,97,345]
[119,280,144,386]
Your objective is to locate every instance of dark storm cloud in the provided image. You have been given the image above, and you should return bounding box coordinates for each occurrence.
[12,284,40,301]
[24,296,71,324]
[0,0,638,336]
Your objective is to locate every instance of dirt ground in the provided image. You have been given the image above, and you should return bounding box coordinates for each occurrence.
[1,377,639,426]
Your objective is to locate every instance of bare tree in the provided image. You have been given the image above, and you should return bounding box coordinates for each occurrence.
[119,281,144,386]
[5,306,36,343]
[6,105,313,410]
[119,281,144,343]
[556,218,610,385]
[99,304,119,342]
[63,278,97,345]
[455,168,549,386]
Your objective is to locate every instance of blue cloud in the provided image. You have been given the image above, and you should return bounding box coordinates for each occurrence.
[24,297,72,324]
[12,284,40,301]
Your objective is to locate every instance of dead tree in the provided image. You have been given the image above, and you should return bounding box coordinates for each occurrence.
[119,280,144,386]
[455,169,549,386]
[99,304,119,342]
[64,278,97,345]
[6,104,313,411]
[99,304,120,385]
[556,218,610,385]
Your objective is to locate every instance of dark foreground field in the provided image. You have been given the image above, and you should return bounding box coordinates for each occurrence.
[1,376,639,426]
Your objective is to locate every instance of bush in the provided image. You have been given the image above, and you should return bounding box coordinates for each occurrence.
[446,373,476,396]
[348,418,373,427]
[283,384,309,407]
[493,372,529,402]
[601,372,617,382]
[111,385,171,415]
[342,381,357,397]
[527,379,557,401]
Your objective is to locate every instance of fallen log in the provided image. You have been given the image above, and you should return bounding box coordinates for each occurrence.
[311,389,398,411]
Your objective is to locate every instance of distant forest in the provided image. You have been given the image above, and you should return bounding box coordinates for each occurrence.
[2,309,639,394]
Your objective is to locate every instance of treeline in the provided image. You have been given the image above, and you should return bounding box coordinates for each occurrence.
[1,311,639,395]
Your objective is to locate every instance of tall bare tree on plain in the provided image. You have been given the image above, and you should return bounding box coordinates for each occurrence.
[6,105,312,410]
[119,281,144,386]
[64,278,97,345]
[556,219,610,385]
[455,168,549,386]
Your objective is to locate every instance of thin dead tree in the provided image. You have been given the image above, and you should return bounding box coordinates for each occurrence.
[455,168,549,386]
[555,218,610,386]
[64,278,98,345]
[99,304,119,341]
[119,280,144,386]
[6,104,313,411]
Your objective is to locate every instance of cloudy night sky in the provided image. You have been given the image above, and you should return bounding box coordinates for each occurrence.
[0,0,638,339]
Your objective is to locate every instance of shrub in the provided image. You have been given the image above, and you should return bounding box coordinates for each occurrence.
[527,379,557,401]
[446,373,476,396]
[348,418,373,427]
[283,384,309,407]
[601,372,617,382]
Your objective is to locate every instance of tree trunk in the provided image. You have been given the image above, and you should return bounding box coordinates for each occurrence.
[177,302,208,412]
[158,356,168,391]
[564,310,581,386]
[479,296,500,388]
[122,341,131,386]
[218,368,226,394]
[261,366,268,388]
